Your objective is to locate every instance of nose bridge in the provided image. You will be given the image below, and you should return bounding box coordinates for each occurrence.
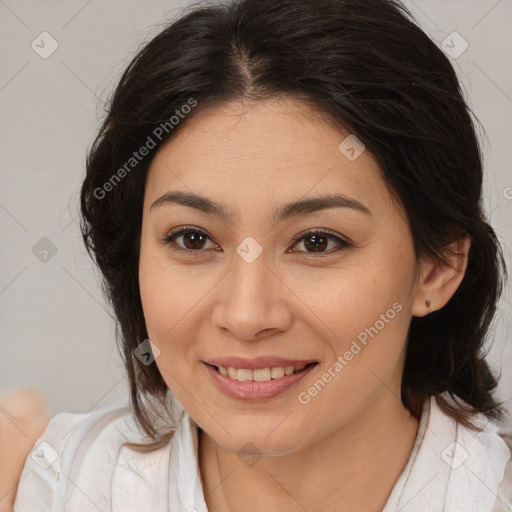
[213,237,289,340]
[229,238,273,309]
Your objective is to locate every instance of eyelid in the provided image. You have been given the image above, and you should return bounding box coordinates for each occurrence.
[162,225,219,255]
[162,225,351,256]
[290,227,352,246]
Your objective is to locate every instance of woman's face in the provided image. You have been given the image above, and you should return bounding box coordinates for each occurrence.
[139,97,424,455]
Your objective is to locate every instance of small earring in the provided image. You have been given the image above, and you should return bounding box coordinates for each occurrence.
[425,299,435,313]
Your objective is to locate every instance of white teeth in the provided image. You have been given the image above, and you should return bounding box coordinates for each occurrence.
[270,367,285,379]
[253,368,271,382]
[237,369,253,381]
[216,363,311,382]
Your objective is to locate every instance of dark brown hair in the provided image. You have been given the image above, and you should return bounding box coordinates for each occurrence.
[80,0,508,451]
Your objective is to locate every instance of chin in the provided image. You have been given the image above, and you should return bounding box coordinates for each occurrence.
[204,420,308,457]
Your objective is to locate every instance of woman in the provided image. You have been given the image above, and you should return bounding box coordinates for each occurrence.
[12,0,512,510]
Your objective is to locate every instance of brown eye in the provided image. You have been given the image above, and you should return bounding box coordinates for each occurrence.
[302,233,329,252]
[289,229,350,254]
[163,226,349,257]
[179,230,207,250]
[164,226,217,254]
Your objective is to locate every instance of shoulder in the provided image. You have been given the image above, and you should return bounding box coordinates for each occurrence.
[0,388,51,510]
[433,396,512,511]
[390,395,512,512]
[13,407,91,511]
[14,394,185,511]
[492,433,512,511]
[13,397,152,512]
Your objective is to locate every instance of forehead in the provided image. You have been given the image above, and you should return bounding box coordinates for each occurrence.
[144,97,396,221]
[151,97,355,166]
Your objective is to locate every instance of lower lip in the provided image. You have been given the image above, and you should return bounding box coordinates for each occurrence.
[203,362,317,401]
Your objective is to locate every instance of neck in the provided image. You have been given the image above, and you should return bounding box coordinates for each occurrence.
[199,391,421,512]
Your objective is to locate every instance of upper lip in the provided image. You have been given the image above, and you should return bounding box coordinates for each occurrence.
[204,357,318,369]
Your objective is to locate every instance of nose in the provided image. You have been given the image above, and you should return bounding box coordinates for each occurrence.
[211,247,292,342]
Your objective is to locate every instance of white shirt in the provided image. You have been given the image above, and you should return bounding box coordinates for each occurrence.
[14,393,512,512]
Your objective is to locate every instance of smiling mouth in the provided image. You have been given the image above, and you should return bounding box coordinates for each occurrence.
[206,362,318,382]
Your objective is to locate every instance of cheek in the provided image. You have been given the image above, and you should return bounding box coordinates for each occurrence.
[140,262,217,343]
[138,240,182,351]
[304,262,411,343]
[293,283,411,427]
[139,262,190,389]
[302,253,415,394]
[138,243,215,378]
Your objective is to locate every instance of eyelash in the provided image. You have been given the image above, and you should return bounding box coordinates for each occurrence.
[162,225,351,257]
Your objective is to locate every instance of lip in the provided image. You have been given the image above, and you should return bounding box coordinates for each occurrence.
[204,357,317,370]
[203,361,318,401]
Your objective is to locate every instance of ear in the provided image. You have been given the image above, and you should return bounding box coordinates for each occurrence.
[411,235,471,317]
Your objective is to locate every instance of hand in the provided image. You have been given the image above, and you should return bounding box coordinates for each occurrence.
[0,388,50,512]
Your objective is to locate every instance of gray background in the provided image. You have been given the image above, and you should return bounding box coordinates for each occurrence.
[1,0,511,430]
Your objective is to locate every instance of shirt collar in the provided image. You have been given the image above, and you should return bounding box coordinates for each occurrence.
[168,394,509,512]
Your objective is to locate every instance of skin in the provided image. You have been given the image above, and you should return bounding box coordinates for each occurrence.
[0,388,50,512]
[139,96,470,512]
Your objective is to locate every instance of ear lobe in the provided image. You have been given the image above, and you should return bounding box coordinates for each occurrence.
[412,235,471,317]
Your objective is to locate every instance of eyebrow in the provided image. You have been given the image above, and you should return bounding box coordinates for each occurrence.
[150,190,371,223]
